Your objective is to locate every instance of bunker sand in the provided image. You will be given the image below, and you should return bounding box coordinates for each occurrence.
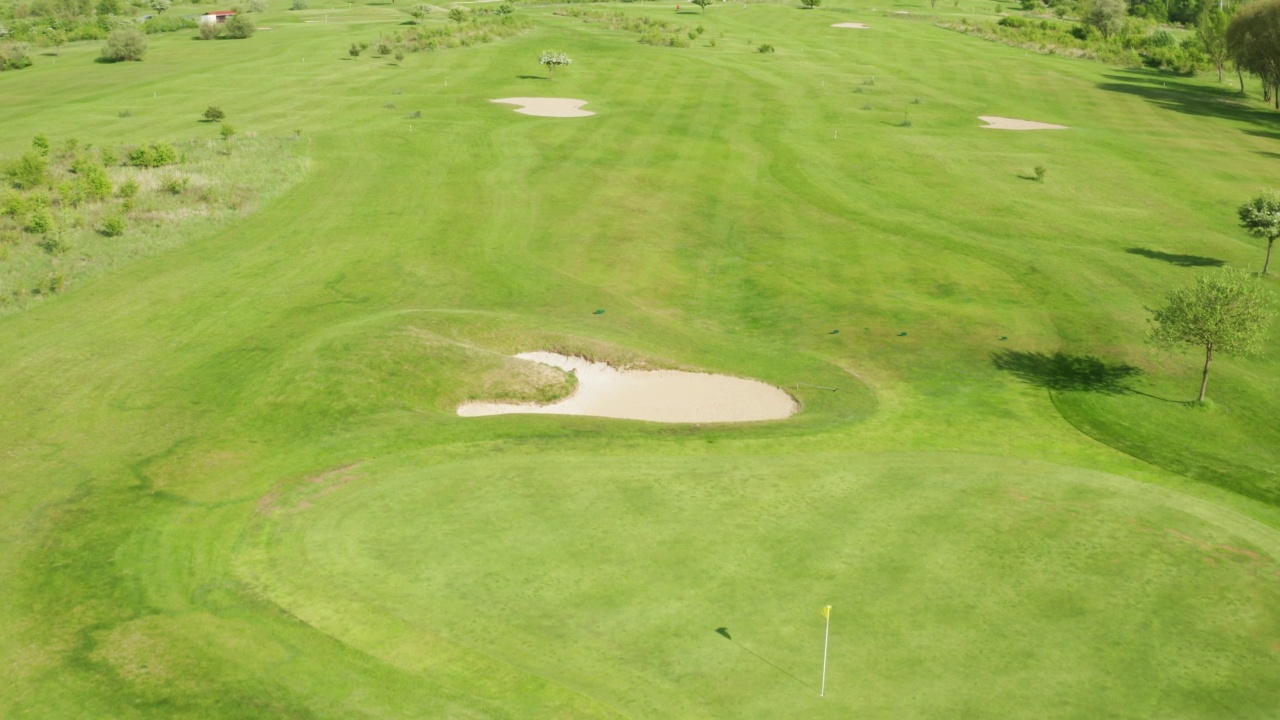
[832,22,870,28]
[491,98,594,117]
[979,116,1069,130]
[458,352,798,423]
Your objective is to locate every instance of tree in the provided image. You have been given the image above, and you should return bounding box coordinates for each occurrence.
[199,21,222,39]
[539,50,571,76]
[1197,5,1231,83]
[8,151,47,189]
[224,13,256,38]
[693,0,712,10]
[1084,0,1127,39]
[349,42,361,57]
[447,7,467,22]
[101,29,147,61]
[203,106,226,122]
[43,28,67,55]
[1227,0,1280,107]
[497,2,514,14]
[1238,190,1280,275]
[408,3,430,21]
[1148,268,1274,402]
[150,0,171,13]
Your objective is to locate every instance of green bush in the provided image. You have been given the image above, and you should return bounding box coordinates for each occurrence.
[290,0,309,8]
[118,178,140,198]
[71,159,114,200]
[200,22,222,40]
[7,151,48,189]
[26,209,55,235]
[998,15,1029,28]
[224,13,256,39]
[101,215,126,236]
[249,0,268,12]
[757,43,775,53]
[0,44,34,72]
[143,15,198,33]
[101,29,148,61]
[127,143,179,168]
[203,106,226,122]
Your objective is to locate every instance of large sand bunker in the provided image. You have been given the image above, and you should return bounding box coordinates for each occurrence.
[458,352,798,423]
[491,98,594,118]
[979,116,1069,130]
[832,22,870,28]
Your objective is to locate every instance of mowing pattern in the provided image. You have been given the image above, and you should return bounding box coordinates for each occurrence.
[1,0,1279,717]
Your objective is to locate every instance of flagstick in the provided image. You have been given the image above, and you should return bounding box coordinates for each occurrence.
[820,610,831,697]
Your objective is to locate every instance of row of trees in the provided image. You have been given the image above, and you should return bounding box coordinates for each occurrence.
[1147,192,1279,402]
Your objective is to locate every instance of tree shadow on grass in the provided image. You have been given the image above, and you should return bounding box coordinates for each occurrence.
[1126,247,1225,267]
[1097,70,1280,132]
[992,350,1142,395]
[516,74,548,80]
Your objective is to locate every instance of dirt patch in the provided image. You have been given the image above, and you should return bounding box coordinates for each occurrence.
[491,98,594,118]
[458,351,798,423]
[979,116,1069,131]
[832,22,870,28]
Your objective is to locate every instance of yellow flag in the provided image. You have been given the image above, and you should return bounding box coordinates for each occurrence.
[821,605,832,620]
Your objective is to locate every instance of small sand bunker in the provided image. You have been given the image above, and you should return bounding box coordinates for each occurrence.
[458,352,798,423]
[832,22,871,28]
[491,98,594,118]
[979,116,1069,131]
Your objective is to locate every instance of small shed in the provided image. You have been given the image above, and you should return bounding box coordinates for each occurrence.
[199,10,236,25]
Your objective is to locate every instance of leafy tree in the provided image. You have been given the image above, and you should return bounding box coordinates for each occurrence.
[224,13,256,38]
[1238,190,1280,275]
[692,0,712,11]
[497,2,514,14]
[1197,5,1231,83]
[71,158,113,200]
[32,134,50,157]
[349,42,361,57]
[249,0,268,11]
[539,50,572,76]
[1084,0,1127,38]
[448,7,467,22]
[1227,0,1280,107]
[199,21,222,39]
[203,105,226,122]
[1148,268,1274,402]
[290,0,309,8]
[409,3,431,21]
[97,0,121,15]
[101,28,148,61]
[43,28,67,55]
[220,123,237,141]
[150,0,172,13]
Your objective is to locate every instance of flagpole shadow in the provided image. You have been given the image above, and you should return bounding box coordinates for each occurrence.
[714,627,815,690]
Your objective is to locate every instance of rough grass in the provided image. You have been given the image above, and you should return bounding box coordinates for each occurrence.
[0,0,1279,717]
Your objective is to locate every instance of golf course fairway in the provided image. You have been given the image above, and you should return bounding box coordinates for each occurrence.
[1,0,1279,717]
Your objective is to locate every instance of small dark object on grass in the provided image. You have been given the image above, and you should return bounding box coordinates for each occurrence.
[1034,165,1046,181]
[407,110,422,119]
[757,43,775,53]
[861,103,873,110]
[119,109,133,118]
[829,329,839,334]
[1000,336,1008,341]
[898,331,908,336]
[912,97,923,104]
[593,309,605,314]
[385,102,398,110]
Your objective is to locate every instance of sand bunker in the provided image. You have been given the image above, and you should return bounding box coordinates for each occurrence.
[458,352,798,423]
[979,116,1069,131]
[491,98,594,118]
[832,22,870,28]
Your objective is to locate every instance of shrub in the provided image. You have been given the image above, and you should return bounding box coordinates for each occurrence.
[708,38,716,47]
[203,106,226,122]
[26,209,54,235]
[219,124,236,141]
[0,43,33,72]
[100,147,119,166]
[101,215,126,236]
[118,178,140,198]
[757,43,775,53]
[377,41,392,55]
[1,193,26,219]
[162,174,188,194]
[32,134,50,157]
[395,49,405,62]
[143,15,198,33]
[101,29,148,61]
[349,43,361,57]
[224,13,255,38]
[71,159,113,200]
[448,8,467,22]
[37,271,66,295]
[687,30,697,40]
[290,0,308,8]
[801,0,821,6]
[127,143,179,167]
[249,0,268,11]
[199,21,222,40]
[8,151,47,189]
[998,15,1029,27]
[1034,164,1047,181]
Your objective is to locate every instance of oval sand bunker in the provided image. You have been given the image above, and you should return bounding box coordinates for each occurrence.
[979,116,1069,131]
[491,98,594,118]
[458,352,798,423]
[831,22,870,28]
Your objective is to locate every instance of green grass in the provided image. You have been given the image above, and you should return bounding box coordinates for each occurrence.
[2,0,1280,716]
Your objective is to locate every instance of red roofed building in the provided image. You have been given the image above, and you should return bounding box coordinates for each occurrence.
[199,10,236,24]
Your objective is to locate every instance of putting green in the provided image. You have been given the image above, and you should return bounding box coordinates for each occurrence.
[234,452,1280,718]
